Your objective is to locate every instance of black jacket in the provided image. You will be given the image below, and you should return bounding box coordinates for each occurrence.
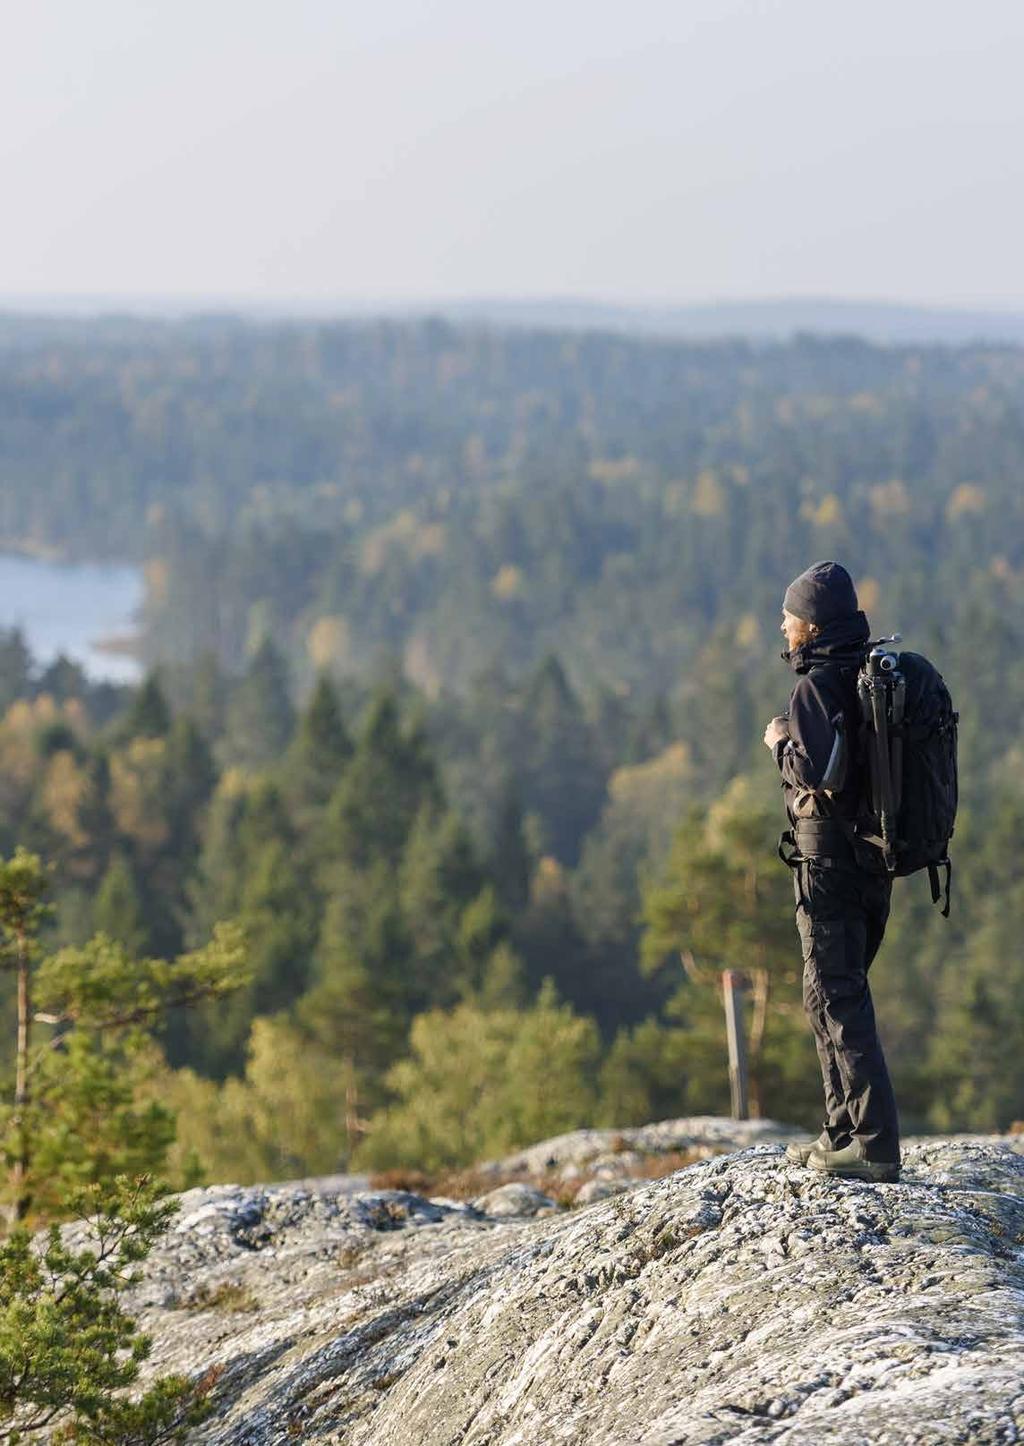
[774,611,871,824]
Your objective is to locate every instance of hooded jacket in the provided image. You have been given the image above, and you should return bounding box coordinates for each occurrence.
[775,610,871,824]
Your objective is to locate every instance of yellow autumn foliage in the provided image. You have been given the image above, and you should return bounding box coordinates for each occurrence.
[691,470,725,518]
[946,484,986,521]
[307,615,352,670]
[40,750,92,852]
[869,480,911,517]
[491,564,525,601]
[609,741,691,806]
[403,634,442,698]
[589,457,642,483]
[814,494,844,528]
[360,511,446,574]
[144,556,169,605]
[734,614,762,650]
[856,576,881,616]
[531,855,567,905]
[109,738,170,855]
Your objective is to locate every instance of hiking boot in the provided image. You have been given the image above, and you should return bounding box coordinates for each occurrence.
[784,1132,831,1167]
[806,1139,900,1183]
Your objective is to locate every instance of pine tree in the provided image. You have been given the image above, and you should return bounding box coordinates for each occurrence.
[122,671,171,740]
[93,851,148,956]
[193,837,319,1077]
[924,881,1024,1131]
[222,635,295,770]
[487,774,532,916]
[0,1178,216,1441]
[0,850,51,1222]
[0,877,247,1221]
[284,672,352,821]
[519,654,604,865]
[187,776,293,944]
[161,715,218,901]
[75,753,115,885]
[180,777,307,1076]
[475,940,528,1010]
[188,648,228,743]
[399,803,490,1006]
[301,865,414,1155]
[640,775,811,1120]
[0,627,31,715]
[0,848,243,1437]
[36,654,87,704]
[322,690,440,871]
[515,854,595,1015]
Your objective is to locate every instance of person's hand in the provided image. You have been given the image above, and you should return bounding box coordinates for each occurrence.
[763,716,790,750]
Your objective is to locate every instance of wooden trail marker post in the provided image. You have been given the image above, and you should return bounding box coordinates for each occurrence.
[722,970,749,1120]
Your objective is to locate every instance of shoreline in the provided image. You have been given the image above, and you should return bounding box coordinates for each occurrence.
[0,537,70,564]
[0,539,142,570]
[90,631,143,659]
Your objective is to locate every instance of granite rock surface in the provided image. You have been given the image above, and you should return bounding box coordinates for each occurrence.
[132,1129,1024,1444]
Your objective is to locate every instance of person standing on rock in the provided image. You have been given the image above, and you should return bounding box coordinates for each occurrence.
[764,561,901,1184]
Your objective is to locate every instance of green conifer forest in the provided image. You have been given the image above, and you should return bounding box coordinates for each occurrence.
[1,315,1023,1185]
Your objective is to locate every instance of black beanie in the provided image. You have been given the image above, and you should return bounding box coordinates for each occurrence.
[783,561,859,626]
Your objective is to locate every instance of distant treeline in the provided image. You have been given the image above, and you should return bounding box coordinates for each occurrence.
[1,318,1021,707]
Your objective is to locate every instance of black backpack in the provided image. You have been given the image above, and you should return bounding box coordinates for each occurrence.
[853,639,958,914]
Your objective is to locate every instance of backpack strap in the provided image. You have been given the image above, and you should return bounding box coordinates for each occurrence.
[835,815,887,854]
[778,829,808,909]
[928,858,952,918]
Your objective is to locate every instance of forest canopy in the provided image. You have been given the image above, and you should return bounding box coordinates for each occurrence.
[1,316,1020,703]
[0,315,1022,1178]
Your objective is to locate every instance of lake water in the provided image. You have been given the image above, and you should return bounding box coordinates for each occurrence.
[0,554,144,683]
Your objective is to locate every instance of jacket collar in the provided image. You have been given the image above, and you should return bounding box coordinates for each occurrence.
[782,610,871,674]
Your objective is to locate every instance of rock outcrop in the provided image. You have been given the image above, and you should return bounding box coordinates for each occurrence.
[133,1127,1024,1444]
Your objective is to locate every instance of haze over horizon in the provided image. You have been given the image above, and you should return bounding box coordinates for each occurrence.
[4,0,1024,310]
[5,291,1024,319]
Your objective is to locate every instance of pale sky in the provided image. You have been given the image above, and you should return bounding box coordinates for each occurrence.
[2,0,1024,307]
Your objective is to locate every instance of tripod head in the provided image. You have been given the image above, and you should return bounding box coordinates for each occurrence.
[866,634,902,677]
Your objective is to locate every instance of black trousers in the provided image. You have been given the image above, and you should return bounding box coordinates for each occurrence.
[794,856,900,1163]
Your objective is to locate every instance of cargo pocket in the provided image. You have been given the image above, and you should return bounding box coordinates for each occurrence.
[801,857,854,912]
[799,915,861,1000]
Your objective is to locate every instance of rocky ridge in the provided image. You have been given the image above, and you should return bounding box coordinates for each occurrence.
[132,1122,1024,1444]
